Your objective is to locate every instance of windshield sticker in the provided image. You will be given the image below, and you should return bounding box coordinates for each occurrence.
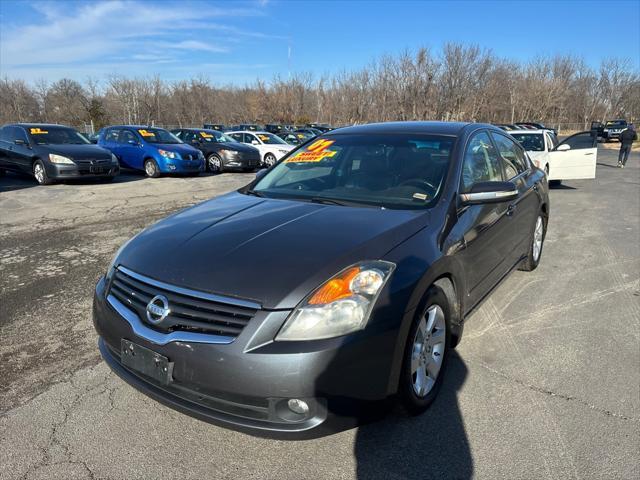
[258,134,270,142]
[200,132,214,138]
[30,128,48,134]
[286,139,337,163]
[138,129,155,137]
[297,134,305,138]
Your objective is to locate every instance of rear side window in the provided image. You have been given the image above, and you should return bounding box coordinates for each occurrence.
[105,129,120,142]
[461,131,503,192]
[0,127,9,143]
[230,133,243,143]
[490,132,528,179]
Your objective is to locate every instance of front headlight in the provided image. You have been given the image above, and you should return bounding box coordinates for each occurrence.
[105,235,138,285]
[197,151,204,160]
[158,149,176,159]
[276,260,395,341]
[111,153,119,164]
[49,153,74,165]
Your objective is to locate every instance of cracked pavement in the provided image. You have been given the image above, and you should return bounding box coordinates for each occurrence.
[1,148,639,479]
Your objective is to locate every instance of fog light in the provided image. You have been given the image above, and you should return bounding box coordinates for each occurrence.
[168,165,176,170]
[287,398,309,415]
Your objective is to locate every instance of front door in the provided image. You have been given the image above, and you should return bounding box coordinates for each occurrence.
[547,131,597,180]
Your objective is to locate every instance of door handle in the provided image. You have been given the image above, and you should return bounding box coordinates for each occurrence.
[506,204,517,216]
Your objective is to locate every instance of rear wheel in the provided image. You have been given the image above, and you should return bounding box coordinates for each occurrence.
[520,213,547,271]
[399,286,451,415]
[144,159,160,178]
[33,160,52,185]
[207,153,223,173]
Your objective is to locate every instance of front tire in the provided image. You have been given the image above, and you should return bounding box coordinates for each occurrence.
[399,286,451,415]
[207,154,223,173]
[520,212,547,271]
[144,159,160,178]
[33,160,52,185]
[263,153,277,168]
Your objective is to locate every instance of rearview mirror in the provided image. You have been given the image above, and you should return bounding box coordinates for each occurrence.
[459,181,518,205]
[556,144,570,151]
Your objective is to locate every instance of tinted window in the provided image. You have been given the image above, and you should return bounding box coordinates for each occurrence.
[28,126,86,145]
[253,134,454,209]
[119,130,137,144]
[183,131,198,143]
[558,132,596,150]
[510,133,545,152]
[229,133,243,143]
[491,132,527,178]
[461,131,503,192]
[104,129,120,142]
[172,130,184,139]
[136,128,181,144]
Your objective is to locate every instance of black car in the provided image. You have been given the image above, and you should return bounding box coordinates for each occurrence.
[203,124,226,132]
[306,123,333,133]
[601,119,628,141]
[228,124,261,132]
[0,123,119,185]
[94,121,548,435]
[171,128,261,173]
[265,124,288,134]
[294,127,322,138]
[277,131,312,145]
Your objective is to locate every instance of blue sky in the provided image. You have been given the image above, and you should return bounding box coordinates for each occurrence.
[1,0,638,85]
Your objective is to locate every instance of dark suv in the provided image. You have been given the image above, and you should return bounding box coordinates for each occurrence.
[94,121,549,435]
[0,123,119,185]
[601,120,628,141]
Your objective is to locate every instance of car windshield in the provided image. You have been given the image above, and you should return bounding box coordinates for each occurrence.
[256,133,288,145]
[198,130,235,143]
[605,121,626,127]
[510,133,545,152]
[28,126,90,145]
[251,134,454,209]
[138,128,182,144]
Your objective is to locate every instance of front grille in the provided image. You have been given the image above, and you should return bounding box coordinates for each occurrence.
[109,267,258,338]
[75,158,112,166]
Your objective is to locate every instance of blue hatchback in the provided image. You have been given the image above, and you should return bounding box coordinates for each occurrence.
[98,126,204,177]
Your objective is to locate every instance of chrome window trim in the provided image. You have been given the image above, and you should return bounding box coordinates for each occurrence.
[107,294,235,345]
[117,266,261,310]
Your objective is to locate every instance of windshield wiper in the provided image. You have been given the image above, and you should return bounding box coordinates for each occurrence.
[310,197,348,206]
[245,189,265,197]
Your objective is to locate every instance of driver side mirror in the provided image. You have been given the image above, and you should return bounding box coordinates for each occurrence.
[14,139,27,146]
[459,181,518,205]
[255,169,268,181]
[556,144,570,152]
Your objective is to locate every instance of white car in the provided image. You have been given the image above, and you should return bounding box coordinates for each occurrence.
[509,130,597,184]
[226,131,295,167]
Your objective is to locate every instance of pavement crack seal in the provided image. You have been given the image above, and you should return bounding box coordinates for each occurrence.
[474,360,638,423]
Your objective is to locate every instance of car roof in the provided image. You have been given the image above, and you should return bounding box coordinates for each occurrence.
[509,129,545,134]
[7,123,70,128]
[325,121,473,136]
[227,130,270,135]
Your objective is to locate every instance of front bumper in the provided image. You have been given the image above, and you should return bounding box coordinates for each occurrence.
[48,162,119,179]
[221,151,260,170]
[157,157,205,173]
[93,276,398,434]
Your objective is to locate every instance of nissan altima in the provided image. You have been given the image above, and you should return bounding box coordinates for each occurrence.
[93,121,549,434]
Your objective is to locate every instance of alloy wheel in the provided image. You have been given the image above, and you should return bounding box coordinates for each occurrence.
[208,155,221,172]
[411,305,446,397]
[145,161,156,177]
[264,154,276,167]
[533,215,544,262]
[34,163,45,184]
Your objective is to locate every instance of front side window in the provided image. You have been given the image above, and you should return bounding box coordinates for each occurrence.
[558,131,597,150]
[119,130,137,144]
[104,129,120,142]
[229,133,243,143]
[461,131,503,192]
[490,132,527,178]
[252,134,455,209]
[28,126,88,145]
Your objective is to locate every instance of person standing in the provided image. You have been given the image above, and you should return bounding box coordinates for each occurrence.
[618,123,637,168]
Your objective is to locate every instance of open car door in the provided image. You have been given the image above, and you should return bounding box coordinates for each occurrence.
[547,131,597,181]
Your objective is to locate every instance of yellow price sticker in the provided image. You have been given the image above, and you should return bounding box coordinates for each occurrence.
[138,129,155,137]
[30,128,48,134]
[200,132,214,138]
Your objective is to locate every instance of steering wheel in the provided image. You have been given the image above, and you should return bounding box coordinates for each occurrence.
[399,179,437,194]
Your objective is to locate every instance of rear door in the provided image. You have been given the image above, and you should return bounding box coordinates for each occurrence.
[547,131,597,180]
[0,127,15,170]
[11,127,34,173]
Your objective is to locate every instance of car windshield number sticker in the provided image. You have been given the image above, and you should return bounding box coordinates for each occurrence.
[286,139,337,163]
[138,129,155,137]
[30,128,48,134]
[258,135,270,142]
[200,132,214,138]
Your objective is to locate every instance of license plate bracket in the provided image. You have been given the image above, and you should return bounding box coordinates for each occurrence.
[121,339,172,385]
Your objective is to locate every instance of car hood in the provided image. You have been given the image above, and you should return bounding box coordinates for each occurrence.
[216,142,259,153]
[43,144,113,160]
[117,192,429,309]
[153,143,200,155]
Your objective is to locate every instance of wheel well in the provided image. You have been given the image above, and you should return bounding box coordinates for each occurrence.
[540,203,548,215]
[431,274,463,347]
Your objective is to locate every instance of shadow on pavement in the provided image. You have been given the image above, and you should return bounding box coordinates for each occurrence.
[354,352,472,480]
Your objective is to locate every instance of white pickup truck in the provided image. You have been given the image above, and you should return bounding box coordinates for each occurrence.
[509,130,597,185]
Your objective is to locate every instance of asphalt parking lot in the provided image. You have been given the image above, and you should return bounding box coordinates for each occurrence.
[1,146,638,480]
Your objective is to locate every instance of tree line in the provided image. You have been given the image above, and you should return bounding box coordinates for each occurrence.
[1,43,638,132]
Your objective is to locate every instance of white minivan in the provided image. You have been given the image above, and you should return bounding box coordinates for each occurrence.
[227,131,295,167]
